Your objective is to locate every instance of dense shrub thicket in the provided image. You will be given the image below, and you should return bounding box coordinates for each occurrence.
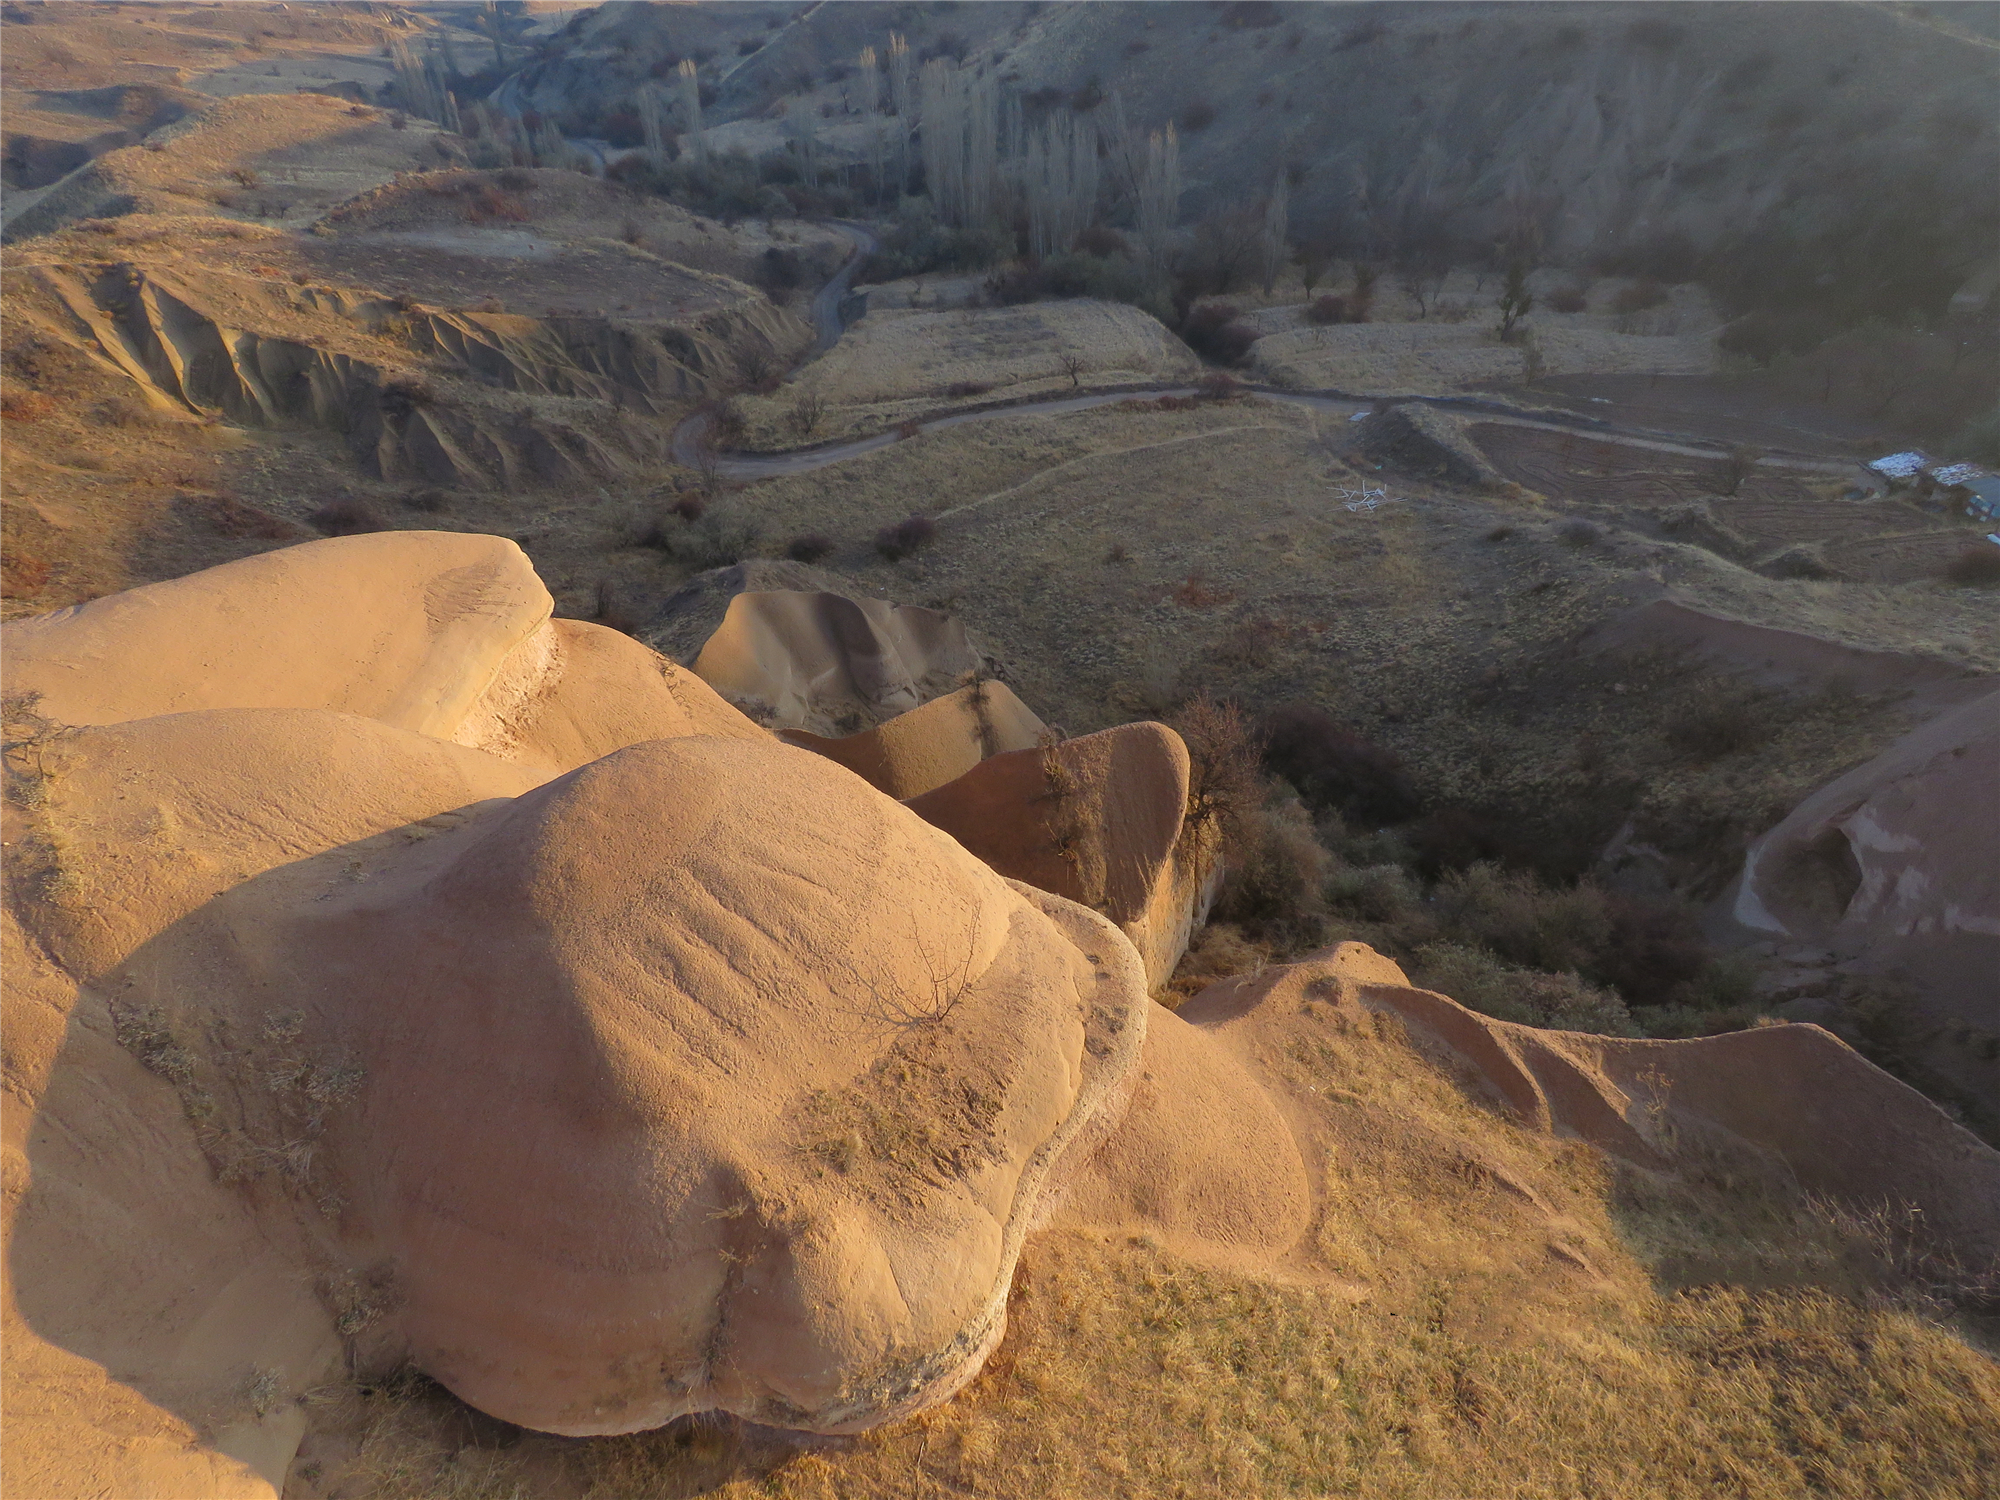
[1169,696,1765,1038]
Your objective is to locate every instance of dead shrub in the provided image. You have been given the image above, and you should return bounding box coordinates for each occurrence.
[784,533,833,563]
[1612,278,1669,315]
[660,504,759,569]
[1721,444,1762,495]
[464,185,529,223]
[1169,692,1264,847]
[895,418,923,440]
[402,487,451,513]
[308,497,390,537]
[698,396,746,447]
[1409,942,1636,1035]
[1549,284,1590,314]
[1259,703,1419,824]
[199,493,302,540]
[1,546,52,594]
[1196,371,1244,400]
[1667,694,1778,762]
[1405,806,1511,876]
[944,380,992,399]
[874,513,936,561]
[1172,570,1234,608]
[1943,544,2000,587]
[1306,294,1349,325]
[0,391,56,422]
[1212,792,1331,950]
[1180,305,1257,366]
[1432,863,1614,979]
[592,578,642,636]
[787,388,826,438]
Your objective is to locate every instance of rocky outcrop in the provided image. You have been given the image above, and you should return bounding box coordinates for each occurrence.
[4,531,762,778]
[785,679,1047,799]
[906,721,1223,989]
[690,588,984,732]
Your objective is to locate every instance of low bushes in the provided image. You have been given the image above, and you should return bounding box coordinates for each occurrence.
[308,497,389,536]
[784,533,833,563]
[1180,303,1258,366]
[1944,544,2000,587]
[874,513,936,561]
[1167,698,1758,1037]
[1259,704,1419,824]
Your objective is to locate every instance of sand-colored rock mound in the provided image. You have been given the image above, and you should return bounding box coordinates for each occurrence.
[6,531,550,737]
[1054,1006,1312,1267]
[3,532,763,778]
[691,588,981,732]
[1181,944,2000,1265]
[7,711,1151,1489]
[784,678,1047,799]
[905,722,1221,987]
[58,732,1148,1440]
[3,709,550,1500]
[5,92,454,243]
[1353,402,1503,488]
[642,557,866,664]
[18,256,795,489]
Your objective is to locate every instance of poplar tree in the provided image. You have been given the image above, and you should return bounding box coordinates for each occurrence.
[1260,173,1290,295]
[637,84,667,172]
[677,59,705,166]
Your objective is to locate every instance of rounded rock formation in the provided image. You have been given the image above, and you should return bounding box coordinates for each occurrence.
[112,735,1150,1436]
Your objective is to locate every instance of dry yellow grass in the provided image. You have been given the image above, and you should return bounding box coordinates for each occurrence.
[1252,321,1717,395]
[298,1005,2000,1500]
[729,301,1200,450]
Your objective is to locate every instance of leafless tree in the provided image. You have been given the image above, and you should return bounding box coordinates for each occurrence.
[1294,237,1335,298]
[920,58,1001,229]
[788,387,826,438]
[1023,109,1098,259]
[1058,353,1083,388]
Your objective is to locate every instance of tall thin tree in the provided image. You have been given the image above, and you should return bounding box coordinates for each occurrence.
[637,84,667,172]
[1136,124,1182,271]
[677,59,705,166]
[1260,172,1290,295]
